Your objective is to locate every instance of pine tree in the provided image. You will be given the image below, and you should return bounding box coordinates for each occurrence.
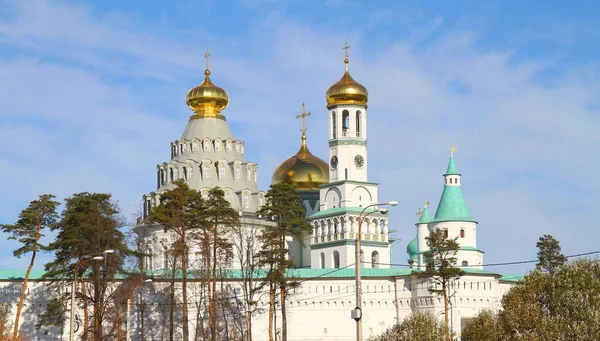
[203,187,239,341]
[44,192,134,341]
[258,182,312,341]
[149,180,206,341]
[1,194,59,340]
[536,234,567,274]
[412,229,464,341]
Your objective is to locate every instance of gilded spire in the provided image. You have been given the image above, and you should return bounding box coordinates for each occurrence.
[271,103,328,191]
[326,42,369,107]
[185,49,229,118]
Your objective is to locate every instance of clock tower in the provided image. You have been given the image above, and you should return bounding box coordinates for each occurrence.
[309,44,390,270]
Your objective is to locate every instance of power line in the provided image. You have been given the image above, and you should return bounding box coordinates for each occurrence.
[372,249,600,268]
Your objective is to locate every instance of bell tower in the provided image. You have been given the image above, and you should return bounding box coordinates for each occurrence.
[326,42,369,183]
[309,44,390,270]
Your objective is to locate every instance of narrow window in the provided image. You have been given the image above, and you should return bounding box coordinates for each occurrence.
[187,167,194,181]
[332,111,337,139]
[203,165,210,179]
[443,229,448,238]
[219,166,225,179]
[460,229,465,238]
[342,110,350,136]
[320,253,325,269]
[235,167,240,180]
[242,194,249,208]
[333,251,340,269]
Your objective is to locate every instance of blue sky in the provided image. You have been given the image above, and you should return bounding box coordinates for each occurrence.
[0,0,599,274]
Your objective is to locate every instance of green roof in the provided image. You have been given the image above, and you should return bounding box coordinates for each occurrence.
[444,155,460,175]
[417,205,432,224]
[309,206,382,219]
[432,155,475,223]
[0,270,47,280]
[406,236,419,258]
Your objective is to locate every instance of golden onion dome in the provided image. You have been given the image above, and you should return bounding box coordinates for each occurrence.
[326,58,368,107]
[186,69,229,118]
[272,133,329,191]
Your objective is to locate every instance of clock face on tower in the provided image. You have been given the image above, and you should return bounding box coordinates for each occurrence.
[354,155,364,168]
[330,155,338,169]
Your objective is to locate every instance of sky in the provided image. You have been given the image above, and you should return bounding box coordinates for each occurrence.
[0,0,599,274]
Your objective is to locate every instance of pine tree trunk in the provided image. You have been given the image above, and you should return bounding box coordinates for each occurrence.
[182,231,189,341]
[81,278,89,341]
[279,235,287,341]
[169,256,177,341]
[443,280,450,341]
[268,282,274,341]
[116,303,122,341]
[210,226,218,341]
[12,223,41,341]
[280,285,287,341]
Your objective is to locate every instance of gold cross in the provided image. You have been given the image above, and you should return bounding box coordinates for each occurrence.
[416,207,422,217]
[451,147,457,157]
[204,49,210,70]
[296,103,311,133]
[343,42,350,59]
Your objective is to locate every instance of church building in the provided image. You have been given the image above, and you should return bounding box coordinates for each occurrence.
[0,48,519,341]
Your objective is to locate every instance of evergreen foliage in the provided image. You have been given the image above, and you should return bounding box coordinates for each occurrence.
[43,192,133,341]
[412,229,464,341]
[149,180,206,341]
[536,234,567,274]
[258,182,312,341]
[1,194,59,340]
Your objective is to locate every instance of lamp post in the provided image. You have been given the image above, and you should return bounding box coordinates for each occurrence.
[353,201,397,341]
[69,249,115,341]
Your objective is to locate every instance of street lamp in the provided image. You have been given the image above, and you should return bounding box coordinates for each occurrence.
[70,249,115,341]
[354,201,397,341]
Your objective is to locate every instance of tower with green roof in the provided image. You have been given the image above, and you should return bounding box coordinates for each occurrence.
[420,149,484,270]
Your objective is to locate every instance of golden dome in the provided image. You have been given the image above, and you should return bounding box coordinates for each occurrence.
[186,69,229,118]
[326,58,368,107]
[272,133,329,191]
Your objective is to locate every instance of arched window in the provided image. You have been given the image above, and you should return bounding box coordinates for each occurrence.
[460,229,465,238]
[331,111,337,139]
[320,253,325,269]
[356,111,362,137]
[342,110,350,136]
[333,251,340,269]
[371,251,379,268]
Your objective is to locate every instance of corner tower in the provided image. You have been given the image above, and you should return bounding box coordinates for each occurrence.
[310,44,390,270]
[428,148,483,269]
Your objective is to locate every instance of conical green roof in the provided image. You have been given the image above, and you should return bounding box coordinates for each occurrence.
[433,155,476,223]
[406,236,419,258]
[417,205,432,224]
[444,155,460,175]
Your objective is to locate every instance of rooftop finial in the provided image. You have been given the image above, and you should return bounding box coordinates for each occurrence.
[450,147,457,157]
[296,103,311,144]
[425,201,430,208]
[204,49,211,76]
[343,42,350,71]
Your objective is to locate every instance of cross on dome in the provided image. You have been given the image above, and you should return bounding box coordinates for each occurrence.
[204,49,210,71]
[296,103,311,134]
[416,207,423,217]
